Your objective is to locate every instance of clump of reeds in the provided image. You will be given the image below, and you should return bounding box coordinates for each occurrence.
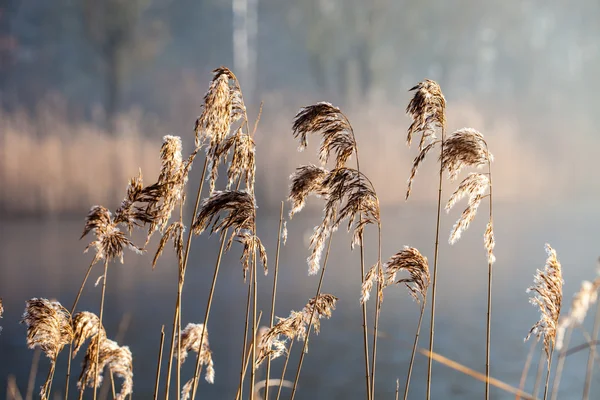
[176,323,215,400]
[289,101,380,399]
[404,79,446,400]
[525,244,563,400]
[21,298,74,399]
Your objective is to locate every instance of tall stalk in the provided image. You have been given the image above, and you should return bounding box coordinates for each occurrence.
[369,225,382,400]
[164,157,209,400]
[289,227,335,400]
[532,350,545,398]
[237,270,254,400]
[542,348,554,400]
[264,202,284,400]
[426,125,445,400]
[404,302,426,400]
[93,258,110,400]
[275,340,294,400]
[485,161,494,400]
[190,230,228,400]
[250,230,258,400]
[26,348,41,400]
[517,340,537,400]
[583,297,600,400]
[549,326,573,400]
[65,259,96,400]
[154,325,166,400]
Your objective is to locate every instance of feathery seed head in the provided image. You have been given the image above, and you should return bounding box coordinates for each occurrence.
[177,323,214,399]
[441,128,493,181]
[525,244,564,358]
[72,311,105,357]
[556,280,599,350]
[383,247,430,303]
[406,79,446,149]
[288,165,330,218]
[192,190,256,237]
[292,102,356,168]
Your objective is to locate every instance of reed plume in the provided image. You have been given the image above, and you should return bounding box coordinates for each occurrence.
[525,244,563,400]
[292,102,355,168]
[404,79,446,400]
[77,336,133,400]
[219,126,256,194]
[288,165,330,218]
[176,323,215,400]
[72,311,105,356]
[81,206,143,265]
[21,298,74,399]
[256,293,338,369]
[153,220,185,269]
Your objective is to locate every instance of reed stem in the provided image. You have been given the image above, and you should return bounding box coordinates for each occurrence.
[190,230,228,400]
[542,348,554,400]
[275,340,294,400]
[165,157,208,400]
[237,272,254,400]
[289,224,335,400]
[369,225,383,399]
[583,296,600,400]
[93,258,110,400]
[250,235,258,400]
[426,125,445,400]
[549,326,573,400]
[65,259,96,400]
[264,202,284,400]
[154,325,166,400]
[532,350,545,399]
[485,161,494,400]
[234,311,263,400]
[404,302,426,400]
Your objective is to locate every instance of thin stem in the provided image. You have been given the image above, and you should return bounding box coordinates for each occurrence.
[404,302,426,400]
[25,348,41,400]
[65,259,96,400]
[275,340,294,400]
[237,269,254,400]
[583,297,600,400]
[359,237,372,400]
[485,161,494,400]
[532,350,546,399]
[165,157,208,400]
[370,224,383,400]
[395,379,399,400]
[93,259,109,400]
[190,230,228,400]
[42,360,57,400]
[543,348,554,400]
[289,226,335,400]
[550,326,573,400]
[265,202,285,400]
[234,311,263,400]
[250,232,258,400]
[426,125,445,400]
[154,326,166,400]
[516,340,537,400]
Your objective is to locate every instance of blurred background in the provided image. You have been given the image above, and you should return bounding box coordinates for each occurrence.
[1,0,599,399]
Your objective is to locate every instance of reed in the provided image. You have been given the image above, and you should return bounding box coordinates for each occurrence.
[441,127,495,398]
[404,79,446,400]
[525,244,564,400]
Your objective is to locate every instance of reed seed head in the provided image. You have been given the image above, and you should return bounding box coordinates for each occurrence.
[525,244,564,358]
[21,298,73,360]
[384,247,430,303]
[406,140,438,200]
[72,311,105,357]
[236,230,268,279]
[192,190,256,237]
[446,173,490,245]
[292,102,356,168]
[406,79,446,149]
[153,220,185,270]
[288,165,330,218]
[360,262,380,304]
[82,206,143,264]
[177,323,215,399]
[221,126,256,193]
[441,128,493,181]
[78,336,133,400]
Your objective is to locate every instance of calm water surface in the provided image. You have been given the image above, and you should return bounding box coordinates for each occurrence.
[1,202,599,399]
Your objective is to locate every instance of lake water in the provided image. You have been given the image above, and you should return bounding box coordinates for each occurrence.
[1,201,599,399]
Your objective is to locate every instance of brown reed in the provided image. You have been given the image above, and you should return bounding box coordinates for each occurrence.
[405,79,446,400]
[176,323,214,400]
[21,298,74,400]
[441,127,495,397]
[525,244,564,400]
